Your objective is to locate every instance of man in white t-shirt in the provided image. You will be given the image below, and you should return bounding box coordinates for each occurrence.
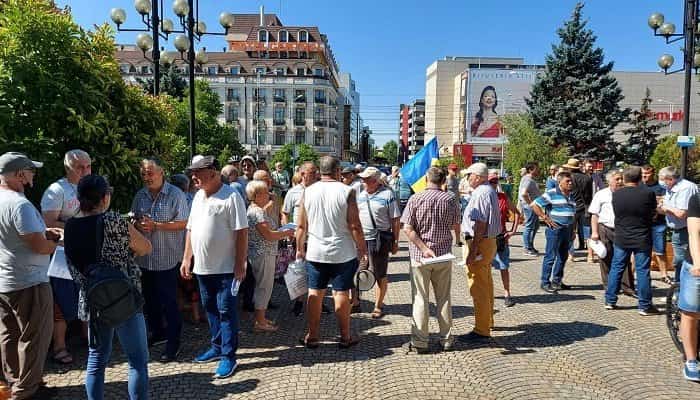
[180,156,248,379]
[296,156,368,349]
[40,149,91,365]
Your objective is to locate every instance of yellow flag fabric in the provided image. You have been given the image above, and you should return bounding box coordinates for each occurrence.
[399,137,439,194]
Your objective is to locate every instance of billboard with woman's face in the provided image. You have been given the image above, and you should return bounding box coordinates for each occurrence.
[466,69,539,144]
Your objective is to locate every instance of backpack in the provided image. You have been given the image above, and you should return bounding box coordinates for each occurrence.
[85,216,143,346]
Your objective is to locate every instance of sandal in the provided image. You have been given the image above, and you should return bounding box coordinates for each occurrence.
[253,322,279,333]
[52,348,73,365]
[370,308,383,319]
[299,336,320,349]
[338,335,360,349]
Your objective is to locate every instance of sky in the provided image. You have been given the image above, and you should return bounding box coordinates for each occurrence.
[57,0,684,147]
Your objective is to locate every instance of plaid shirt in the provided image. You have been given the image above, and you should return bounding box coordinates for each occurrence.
[400,188,460,263]
[131,182,190,271]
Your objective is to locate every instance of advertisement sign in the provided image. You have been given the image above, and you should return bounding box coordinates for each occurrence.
[466,69,539,144]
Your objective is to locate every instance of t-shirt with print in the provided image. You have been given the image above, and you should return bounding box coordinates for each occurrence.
[40,178,80,222]
[187,184,248,275]
[612,185,656,250]
[247,204,278,258]
[358,187,401,240]
[0,189,50,292]
[518,175,541,208]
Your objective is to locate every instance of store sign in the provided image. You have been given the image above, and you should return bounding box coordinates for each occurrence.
[677,136,696,148]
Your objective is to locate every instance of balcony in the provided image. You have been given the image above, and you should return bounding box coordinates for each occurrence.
[253,95,266,103]
[274,119,286,126]
[226,94,240,102]
[314,120,327,127]
[225,117,239,125]
[294,119,306,126]
[253,119,267,128]
[329,120,338,129]
[273,95,286,103]
[294,95,306,103]
[314,97,327,104]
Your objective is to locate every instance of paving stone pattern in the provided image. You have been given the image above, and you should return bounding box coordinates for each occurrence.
[43,234,699,399]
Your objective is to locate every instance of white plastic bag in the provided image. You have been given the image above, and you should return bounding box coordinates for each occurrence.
[284,259,308,300]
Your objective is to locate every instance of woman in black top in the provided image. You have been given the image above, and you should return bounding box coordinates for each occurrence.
[64,175,152,400]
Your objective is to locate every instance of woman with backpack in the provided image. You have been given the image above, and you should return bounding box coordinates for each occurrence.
[64,175,152,400]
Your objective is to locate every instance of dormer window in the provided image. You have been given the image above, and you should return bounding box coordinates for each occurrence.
[275,67,285,76]
[229,66,240,75]
[314,68,324,77]
[140,65,150,74]
[258,29,268,42]
[280,51,288,59]
[298,30,308,42]
[296,67,305,76]
[300,51,308,59]
[279,30,288,42]
[207,66,218,75]
[255,66,266,75]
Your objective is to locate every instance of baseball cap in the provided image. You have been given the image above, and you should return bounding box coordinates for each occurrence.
[240,155,256,166]
[0,152,43,174]
[448,163,458,171]
[358,166,381,179]
[488,172,499,182]
[341,166,356,175]
[186,155,217,172]
[465,162,488,177]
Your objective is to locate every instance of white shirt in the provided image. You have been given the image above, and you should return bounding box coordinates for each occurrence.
[588,188,614,228]
[304,181,357,264]
[187,184,248,275]
[40,178,80,222]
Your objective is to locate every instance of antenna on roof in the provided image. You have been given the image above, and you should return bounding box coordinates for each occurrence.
[259,5,264,27]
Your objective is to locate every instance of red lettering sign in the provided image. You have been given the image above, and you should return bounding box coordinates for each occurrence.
[653,110,683,121]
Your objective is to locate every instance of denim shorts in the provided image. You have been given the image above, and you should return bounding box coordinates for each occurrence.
[582,225,591,240]
[307,258,359,291]
[678,261,700,313]
[50,277,79,321]
[492,246,510,270]
[651,224,667,254]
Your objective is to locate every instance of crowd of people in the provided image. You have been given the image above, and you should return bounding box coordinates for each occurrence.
[0,148,699,400]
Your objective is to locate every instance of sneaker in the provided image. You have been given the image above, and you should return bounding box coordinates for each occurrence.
[604,303,617,310]
[148,336,167,347]
[550,282,562,292]
[638,306,660,316]
[540,283,556,293]
[503,296,515,307]
[683,360,700,382]
[213,357,238,379]
[401,342,429,354]
[523,249,538,257]
[194,348,222,363]
[159,349,181,363]
[441,341,455,352]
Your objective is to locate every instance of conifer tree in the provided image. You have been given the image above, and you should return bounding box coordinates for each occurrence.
[527,2,629,160]
[621,88,665,165]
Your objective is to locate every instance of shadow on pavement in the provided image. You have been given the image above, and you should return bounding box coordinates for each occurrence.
[514,293,596,304]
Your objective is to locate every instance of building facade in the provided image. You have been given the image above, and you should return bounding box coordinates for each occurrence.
[116,12,356,160]
[338,72,362,161]
[398,99,425,164]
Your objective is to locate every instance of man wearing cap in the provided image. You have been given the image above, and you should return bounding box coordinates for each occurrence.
[227,155,241,171]
[401,167,460,353]
[180,155,248,379]
[40,149,91,366]
[237,155,257,186]
[0,152,61,399]
[518,162,541,256]
[357,167,401,319]
[341,166,363,199]
[531,171,577,293]
[563,158,593,258]
[459,163,501,341]
[131,157,189,362]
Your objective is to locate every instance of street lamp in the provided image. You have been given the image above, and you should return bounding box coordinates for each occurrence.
[110,0,236,160]
[648,2,700,178]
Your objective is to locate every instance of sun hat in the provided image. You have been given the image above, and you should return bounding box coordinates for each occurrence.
[563,158,581,170]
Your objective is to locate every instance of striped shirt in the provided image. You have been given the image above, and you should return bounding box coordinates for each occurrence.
[532,187,576,227]
[461,183,501,238]
[400,188,460,263]
[131,182,190,271]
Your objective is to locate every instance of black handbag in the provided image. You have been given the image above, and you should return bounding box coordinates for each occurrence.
[496,233,507,253]
[365,194,395,252]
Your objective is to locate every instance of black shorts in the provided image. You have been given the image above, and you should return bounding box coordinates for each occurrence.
[367,237,392,279]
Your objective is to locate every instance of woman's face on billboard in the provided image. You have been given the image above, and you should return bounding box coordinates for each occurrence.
[481,89,497,108]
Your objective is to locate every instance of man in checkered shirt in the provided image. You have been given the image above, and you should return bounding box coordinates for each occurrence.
[400,167,461,354]
[131,157,190,362]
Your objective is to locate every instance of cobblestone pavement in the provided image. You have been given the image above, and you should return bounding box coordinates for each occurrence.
[43,233,699,399]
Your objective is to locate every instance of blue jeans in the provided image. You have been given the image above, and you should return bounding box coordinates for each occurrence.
[141,266,182,356]
[86,313,149,400]
[671,228,689,283]
[197,273,238,360]
[541,225,573,285]
[679,261,700,313]
[605,245,652,310]
[522,206,540,251]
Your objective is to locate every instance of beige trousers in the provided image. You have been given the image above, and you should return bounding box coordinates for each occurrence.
[251,252,277,310]
[409,260,453,348]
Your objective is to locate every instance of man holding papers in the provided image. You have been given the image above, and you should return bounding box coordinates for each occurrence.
[401,167,460,354]
[459,163,501,342]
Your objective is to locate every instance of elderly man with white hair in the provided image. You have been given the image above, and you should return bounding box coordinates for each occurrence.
[40,149,91,365]
[659,166,699,283]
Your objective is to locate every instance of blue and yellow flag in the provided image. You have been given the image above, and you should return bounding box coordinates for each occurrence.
[399,137,439,193]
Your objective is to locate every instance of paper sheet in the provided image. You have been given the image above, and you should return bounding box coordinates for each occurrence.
[420,253,456,265]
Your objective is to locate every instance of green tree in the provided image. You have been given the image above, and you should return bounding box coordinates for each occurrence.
[269,144,319,172]
[0,0,181,210]
[382,140,399,165]
[168,80,245,171]
[649,135,700,180]
[139,63,187,99]
[503,113,568,196]
[527,2,629,160]
[621,88,665,165]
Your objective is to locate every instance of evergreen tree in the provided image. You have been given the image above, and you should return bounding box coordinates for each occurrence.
[138,64,187,99]
[527,2,629,160]
[621,88,665,165]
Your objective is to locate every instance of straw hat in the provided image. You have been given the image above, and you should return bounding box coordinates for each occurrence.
[562,158,581,170]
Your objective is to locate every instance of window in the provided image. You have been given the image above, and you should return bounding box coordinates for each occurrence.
[275,130,286,145]
[226,88,240,101]
[295,107,305,124]
[258,29,268,42]
[295,89,306,103]
[255,66,266,75]
[129,65,137,73]
[207,66,218,75]
[300,51,308,59]
[229,66,240,75]
[296,67,305,76]
[280,51,288,59]
[295,130,305,144]
[257,130,267,145]
[298,30,308,42]
[227,106,238,122]
[275,67,285,76]
[255,104,265,121]
[274,105,285,123]
[119,64,129,73]
[273,88,285,101]
[314,89,325,102]
[314,131,324,146]
[314,68,324,77]
[254,88,267,101]
[140,66,150,74]
[314,106,324,123]
[279,30,288,42]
